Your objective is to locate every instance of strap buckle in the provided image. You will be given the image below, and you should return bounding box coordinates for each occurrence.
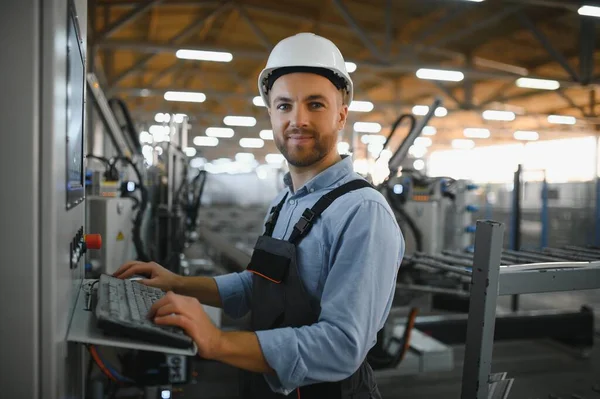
[294,208,316,235]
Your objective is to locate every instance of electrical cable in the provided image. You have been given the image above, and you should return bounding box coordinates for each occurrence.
[376,113,416,163]
[367,307,419,369]
[108,98,143,155]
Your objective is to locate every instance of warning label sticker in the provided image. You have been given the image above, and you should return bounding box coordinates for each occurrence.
[116,231,125,241]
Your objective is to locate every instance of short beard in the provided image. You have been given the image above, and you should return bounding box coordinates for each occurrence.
[275,127,336,167]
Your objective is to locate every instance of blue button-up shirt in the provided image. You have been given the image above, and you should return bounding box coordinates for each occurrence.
[214,155,404,394]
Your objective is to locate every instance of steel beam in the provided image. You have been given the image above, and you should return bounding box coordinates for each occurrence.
[517,11,580,83]
[555,89,588,117]
[97,39,582,87]
[331,0,388,62]
[97,0,164,41]
[236,4,272,50]
[431,5,523,48]
[385,0,392,54]
[107,1,232,91]
[580,18,596,85]
[412,5,471,44]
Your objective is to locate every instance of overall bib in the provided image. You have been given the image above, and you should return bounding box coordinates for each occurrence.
[239,180,382,399]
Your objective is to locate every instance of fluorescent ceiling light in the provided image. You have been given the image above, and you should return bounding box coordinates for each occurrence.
[239,138,264,148]
[464,128,490,138]
[206,127,234,138]
[224,116,256,127]
[337,142,350,154]
[548,114,576,125]
[360,134,386,145]
[416,68,464,82]
[259,129,274,140]
[516,77,560,90]
[482,110,516,121]
[176,49,233,62]
[413,159,425,171]
[193,136,219,147]
[173,113,187,123]
[412,105,448,117]
[452,139,475,149]
[349,100,374,112]
[578,5,600,18]
[422,126,437,135]
[184,147,197,157]
[253,96,266,107]
[235,152,255,163]
[368,143,384,155]
[414,137,432,147]
[514,130,539,141]
[139,131,153,144]
[266,153,285,164]
[155,112,170,123]
[354,122,382,133]
[149,125,170,135]
[345,62,357,73]
[164,91,206,103]
[409,145,427,158]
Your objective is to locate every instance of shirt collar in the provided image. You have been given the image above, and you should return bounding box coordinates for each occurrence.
[283,155,354,194]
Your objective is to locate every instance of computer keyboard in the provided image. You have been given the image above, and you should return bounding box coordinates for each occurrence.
[95,274,194,349]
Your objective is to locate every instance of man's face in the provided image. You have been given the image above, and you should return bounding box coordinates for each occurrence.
[268,73,348,168]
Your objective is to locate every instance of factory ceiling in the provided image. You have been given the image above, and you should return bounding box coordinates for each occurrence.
[92,0,600,163]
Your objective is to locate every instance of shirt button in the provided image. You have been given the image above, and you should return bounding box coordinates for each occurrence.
[289,199,296,205]
[309,188,315,193]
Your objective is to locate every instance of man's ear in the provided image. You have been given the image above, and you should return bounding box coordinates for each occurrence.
[337,104,349,131]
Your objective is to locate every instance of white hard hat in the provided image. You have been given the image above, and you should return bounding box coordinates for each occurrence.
[257,32,354,106]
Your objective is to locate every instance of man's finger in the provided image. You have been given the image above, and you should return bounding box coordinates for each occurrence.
[112,261,142,277]
[154,313,194,333]
[149,303,178,319]
[148,294,173,317]
[117,264,152,280]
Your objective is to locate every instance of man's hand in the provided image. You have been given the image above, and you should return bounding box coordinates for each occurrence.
[148,291,222,359]
[148,292,274,374]
[113,261,181,292]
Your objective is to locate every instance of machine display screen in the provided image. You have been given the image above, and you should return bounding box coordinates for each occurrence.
[66,8,85,210]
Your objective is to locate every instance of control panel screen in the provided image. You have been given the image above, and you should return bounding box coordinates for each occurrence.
[66,8,85,210]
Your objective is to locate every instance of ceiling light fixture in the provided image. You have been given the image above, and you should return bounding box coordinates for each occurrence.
[253,96,266,107]
[463,128,490,138]
[239,138,264,148]
[193,136,219,147]
[422,126,437,135]
[175,49,233,62]
[266,153,285,164]
[205,127,234,138]
[224,116,257,127]
[259,130,274,140]
[416,68,464,82]
[482,110,516,121]
[349,100,374,112]
[513,130,539,141]
[412,105,448,117]
[578,5,600,18]
[164,91,206,103]
[452,139,475,149]
[515,77,560,90]
[548,115,576,125]
[353,122,382,133]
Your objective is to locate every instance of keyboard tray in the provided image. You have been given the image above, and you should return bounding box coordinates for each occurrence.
[67,279,198,356]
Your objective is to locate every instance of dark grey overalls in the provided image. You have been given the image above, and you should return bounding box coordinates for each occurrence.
[239,179,382,399]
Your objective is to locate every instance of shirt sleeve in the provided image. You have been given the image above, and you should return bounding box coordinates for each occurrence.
[213,270,253,319]
[255,200,404,394]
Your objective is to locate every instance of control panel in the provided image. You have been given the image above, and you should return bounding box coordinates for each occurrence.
[70,227,102,269]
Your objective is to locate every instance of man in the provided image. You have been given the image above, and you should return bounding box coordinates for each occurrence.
[114,32,404,398]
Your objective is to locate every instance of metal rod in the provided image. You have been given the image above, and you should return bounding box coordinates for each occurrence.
[97,0,164,41]
[395,283,470,298]
[460,220,505,399]
[517,11,580,83]
[331,0,388,62]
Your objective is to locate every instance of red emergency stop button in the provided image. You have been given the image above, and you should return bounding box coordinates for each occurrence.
[85,234,102,250]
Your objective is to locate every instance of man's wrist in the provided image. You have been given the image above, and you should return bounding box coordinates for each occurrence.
[171,274,185,293]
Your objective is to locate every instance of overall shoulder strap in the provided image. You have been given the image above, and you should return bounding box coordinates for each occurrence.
[288,179,374,244]
[263,192,289,237]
